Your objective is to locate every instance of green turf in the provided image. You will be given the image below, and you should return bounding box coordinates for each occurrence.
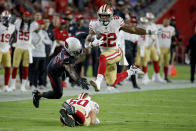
[0,88,196,131]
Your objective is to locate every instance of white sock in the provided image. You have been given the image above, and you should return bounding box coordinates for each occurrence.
[96,74,104,83]
[11,79,16,87]
[21,79,27,88]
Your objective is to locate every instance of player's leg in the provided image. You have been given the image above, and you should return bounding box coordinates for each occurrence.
[190,59,196,83]
[10,48,22,90]
[20,49,30,91]
[2,52,12,91]
[163,48,171,82]
[32,72,63,108]
[90,49,122,91]
[151,47,165,83]
[141,48,150,84]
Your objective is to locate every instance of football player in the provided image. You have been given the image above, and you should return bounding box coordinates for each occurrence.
[145,12,165,83]
[0,11,16,91]
[86,4,156,91]
[158,18,175,82]
[32,37,89,108]
[10,11,39,91]
[59,93,100,127]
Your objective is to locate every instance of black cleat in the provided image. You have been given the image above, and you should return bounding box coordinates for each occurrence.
[59,109,75,127]
[32,90,41,108]
[133,85,141,89]
[62,102,75,115]
[165,78,172,83]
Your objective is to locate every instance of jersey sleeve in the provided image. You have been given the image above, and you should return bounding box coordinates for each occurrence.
[14,19,21,31]
[171,27,175,36]
[119,17,125,27]
[30,22,39,32]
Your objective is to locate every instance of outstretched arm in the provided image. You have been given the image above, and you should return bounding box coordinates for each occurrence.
[120,25,152,35]
[64,64,79,81]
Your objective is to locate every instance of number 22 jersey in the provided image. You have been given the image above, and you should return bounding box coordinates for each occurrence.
[89,16,125,52]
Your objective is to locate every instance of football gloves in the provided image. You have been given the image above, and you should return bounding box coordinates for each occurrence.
[77,78,90,90]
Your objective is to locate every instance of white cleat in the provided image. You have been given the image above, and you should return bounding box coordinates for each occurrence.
[106,86,119,93]
[127,65,144,76]
[154,73,166,83]
[21,86,27,92]
[90,80,101,92]
[142,73,151,85]
[3,86,12,92]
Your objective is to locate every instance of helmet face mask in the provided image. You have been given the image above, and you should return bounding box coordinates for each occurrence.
[1,11,11,27]
[97,4,113,26]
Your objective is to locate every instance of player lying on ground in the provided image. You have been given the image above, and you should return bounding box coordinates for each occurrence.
[85,4,159,91]
[59,93,100,127]
[32,37,90,108]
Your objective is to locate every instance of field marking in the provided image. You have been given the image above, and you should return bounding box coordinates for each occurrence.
[0,128,68,131]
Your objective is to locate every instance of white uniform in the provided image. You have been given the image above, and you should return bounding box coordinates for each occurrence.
[146,23,159,46]
[66,98,99,118]
[14,19,38,50]
[158,25,175,48]
[0,23,15,52]
[89,16,125,53]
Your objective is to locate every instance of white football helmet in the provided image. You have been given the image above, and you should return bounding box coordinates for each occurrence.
[97,4,113,26]
[1,10,11,27]
[140,17,148,23]
[78,93,91,101]
[65,37,82,57]
[146,12,155,20]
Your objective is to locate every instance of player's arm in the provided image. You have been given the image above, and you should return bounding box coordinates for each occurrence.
[119,25,150,35]
[89,109,97,125]
[9,30,17,45]
[64,64,89,90]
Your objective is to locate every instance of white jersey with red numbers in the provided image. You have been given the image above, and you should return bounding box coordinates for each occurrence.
[89,16,125,52]
[158,25,175,48]
[146,23,158,46]
[0,22,16,52]
[14,19,38,50]
[66,98,99,118]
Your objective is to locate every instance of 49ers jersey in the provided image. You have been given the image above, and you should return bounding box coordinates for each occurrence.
[158,25,175,48]
[14,19,39,50]
[66,98,99,118]
[89,16,125,52]
[146,23,158,46]
[0,23,16,52]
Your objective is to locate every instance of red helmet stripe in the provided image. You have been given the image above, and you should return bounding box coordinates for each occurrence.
[105,4,108,12]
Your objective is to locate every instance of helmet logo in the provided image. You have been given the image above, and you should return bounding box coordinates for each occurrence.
[65,41,69,49]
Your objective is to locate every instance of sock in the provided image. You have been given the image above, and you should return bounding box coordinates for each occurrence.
[153,61,160,73]
[98,55,107,76]
[142,66,148,73]
[112,72,128,86]
[12,67,18,79]
[72,110,85,124]
[21,79,27,88]
[136,65,140,68]
[164,66,168,79]
[96,74,104,83]
[4,67,10,86]
[22,66,29,80]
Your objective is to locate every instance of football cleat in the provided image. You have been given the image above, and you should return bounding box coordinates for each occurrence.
[3,86,12,92]
[62,102,75,115]
[59,109,75,127]
[154,73,166,83]
[165,78,172,83]
[142,73,151,85]
[127,65,144,76]
[90,80,101,92]
[106,86,119,93]
[32,90,41,108]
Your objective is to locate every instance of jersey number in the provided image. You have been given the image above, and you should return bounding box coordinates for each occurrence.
[161,31,171,39]
[100,33,117,47]
[69,99,89,107]
[1,34,11,43]
[19,31,30,41]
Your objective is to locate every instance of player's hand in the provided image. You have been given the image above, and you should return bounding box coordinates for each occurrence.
[91,36,103,47]
[77,78,90,90]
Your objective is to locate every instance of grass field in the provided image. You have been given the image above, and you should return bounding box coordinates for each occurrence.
[1,88,196,131]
